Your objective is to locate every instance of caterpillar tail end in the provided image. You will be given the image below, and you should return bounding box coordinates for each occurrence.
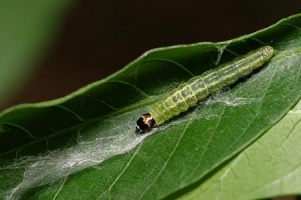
[261,46,274,60]
[136,113,156,133]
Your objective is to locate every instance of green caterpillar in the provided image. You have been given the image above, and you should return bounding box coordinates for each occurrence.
[136,46,274,132]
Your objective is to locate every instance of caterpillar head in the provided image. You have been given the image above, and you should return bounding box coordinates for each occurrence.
[136,113,155,133]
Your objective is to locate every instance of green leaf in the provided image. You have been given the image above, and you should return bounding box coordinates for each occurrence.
[180,99,301,200]
[1,13,301,199]
[0,0,72,104]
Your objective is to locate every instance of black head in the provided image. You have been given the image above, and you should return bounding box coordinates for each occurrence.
[136,113,155,133]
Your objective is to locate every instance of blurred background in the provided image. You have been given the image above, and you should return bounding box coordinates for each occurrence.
[1,0,301,110]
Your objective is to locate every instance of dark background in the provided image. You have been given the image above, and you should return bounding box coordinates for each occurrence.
[4,1,301,109]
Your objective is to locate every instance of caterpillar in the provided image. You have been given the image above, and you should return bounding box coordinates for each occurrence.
[136,46,274,132]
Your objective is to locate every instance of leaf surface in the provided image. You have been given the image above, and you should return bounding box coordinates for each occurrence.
[180,99,301,200]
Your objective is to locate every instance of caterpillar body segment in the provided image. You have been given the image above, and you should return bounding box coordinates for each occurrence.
[136,46,274,132]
